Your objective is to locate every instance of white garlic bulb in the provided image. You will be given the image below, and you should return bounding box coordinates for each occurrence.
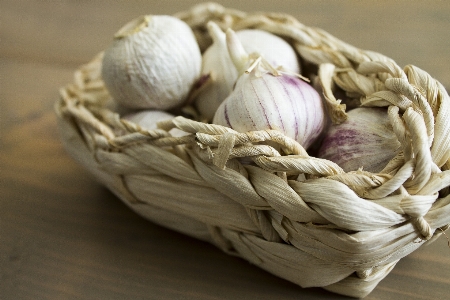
[102,15,202,110]
[213,64,327,149]
[317,107,401,173]
[236,29,300,73]
[123,110,187,137]
[194,22,239,121]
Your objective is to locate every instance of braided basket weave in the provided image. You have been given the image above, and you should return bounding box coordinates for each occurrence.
[55,3,450,298]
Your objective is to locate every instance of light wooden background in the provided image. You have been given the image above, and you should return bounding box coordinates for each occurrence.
[1,1,449,299]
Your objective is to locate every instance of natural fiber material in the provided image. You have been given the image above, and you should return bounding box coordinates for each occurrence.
[55,3,450,298]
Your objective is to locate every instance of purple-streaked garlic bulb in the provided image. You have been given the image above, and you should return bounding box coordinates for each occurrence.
[194,23,301,121]
[123,110,187,137]
[317,107,401,173]
[213,66,327,149]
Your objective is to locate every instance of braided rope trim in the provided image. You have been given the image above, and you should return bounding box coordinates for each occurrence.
[55,3,450,298]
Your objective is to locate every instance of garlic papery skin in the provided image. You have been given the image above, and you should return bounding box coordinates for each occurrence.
[236,29,300,74]
[123,110,187,137]
[212,68,327,149]
[102,15,201,110]
[317,107,401,173]
[194,22,239,121]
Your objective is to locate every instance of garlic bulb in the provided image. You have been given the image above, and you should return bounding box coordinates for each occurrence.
[102,15,202,110]
[213,63,326,149]
[194,24,301,121]
[194,22,239,121]
[236,29,300,73]
[317,107,401,173]
[123,110,187,137]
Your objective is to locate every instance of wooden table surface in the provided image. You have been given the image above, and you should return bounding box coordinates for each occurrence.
[1,1,449,299]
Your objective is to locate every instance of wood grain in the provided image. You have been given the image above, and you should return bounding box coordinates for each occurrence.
[1,1,449,299]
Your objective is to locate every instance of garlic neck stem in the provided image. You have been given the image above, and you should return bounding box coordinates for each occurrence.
[206,21,227,46]
[226,28,249,75]
[114,15,151,39]
[245,56,262,74]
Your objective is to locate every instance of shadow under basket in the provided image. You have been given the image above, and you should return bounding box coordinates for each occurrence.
[55,3,450,298]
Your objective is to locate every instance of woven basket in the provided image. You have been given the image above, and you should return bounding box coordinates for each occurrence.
[55,3,450,298]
